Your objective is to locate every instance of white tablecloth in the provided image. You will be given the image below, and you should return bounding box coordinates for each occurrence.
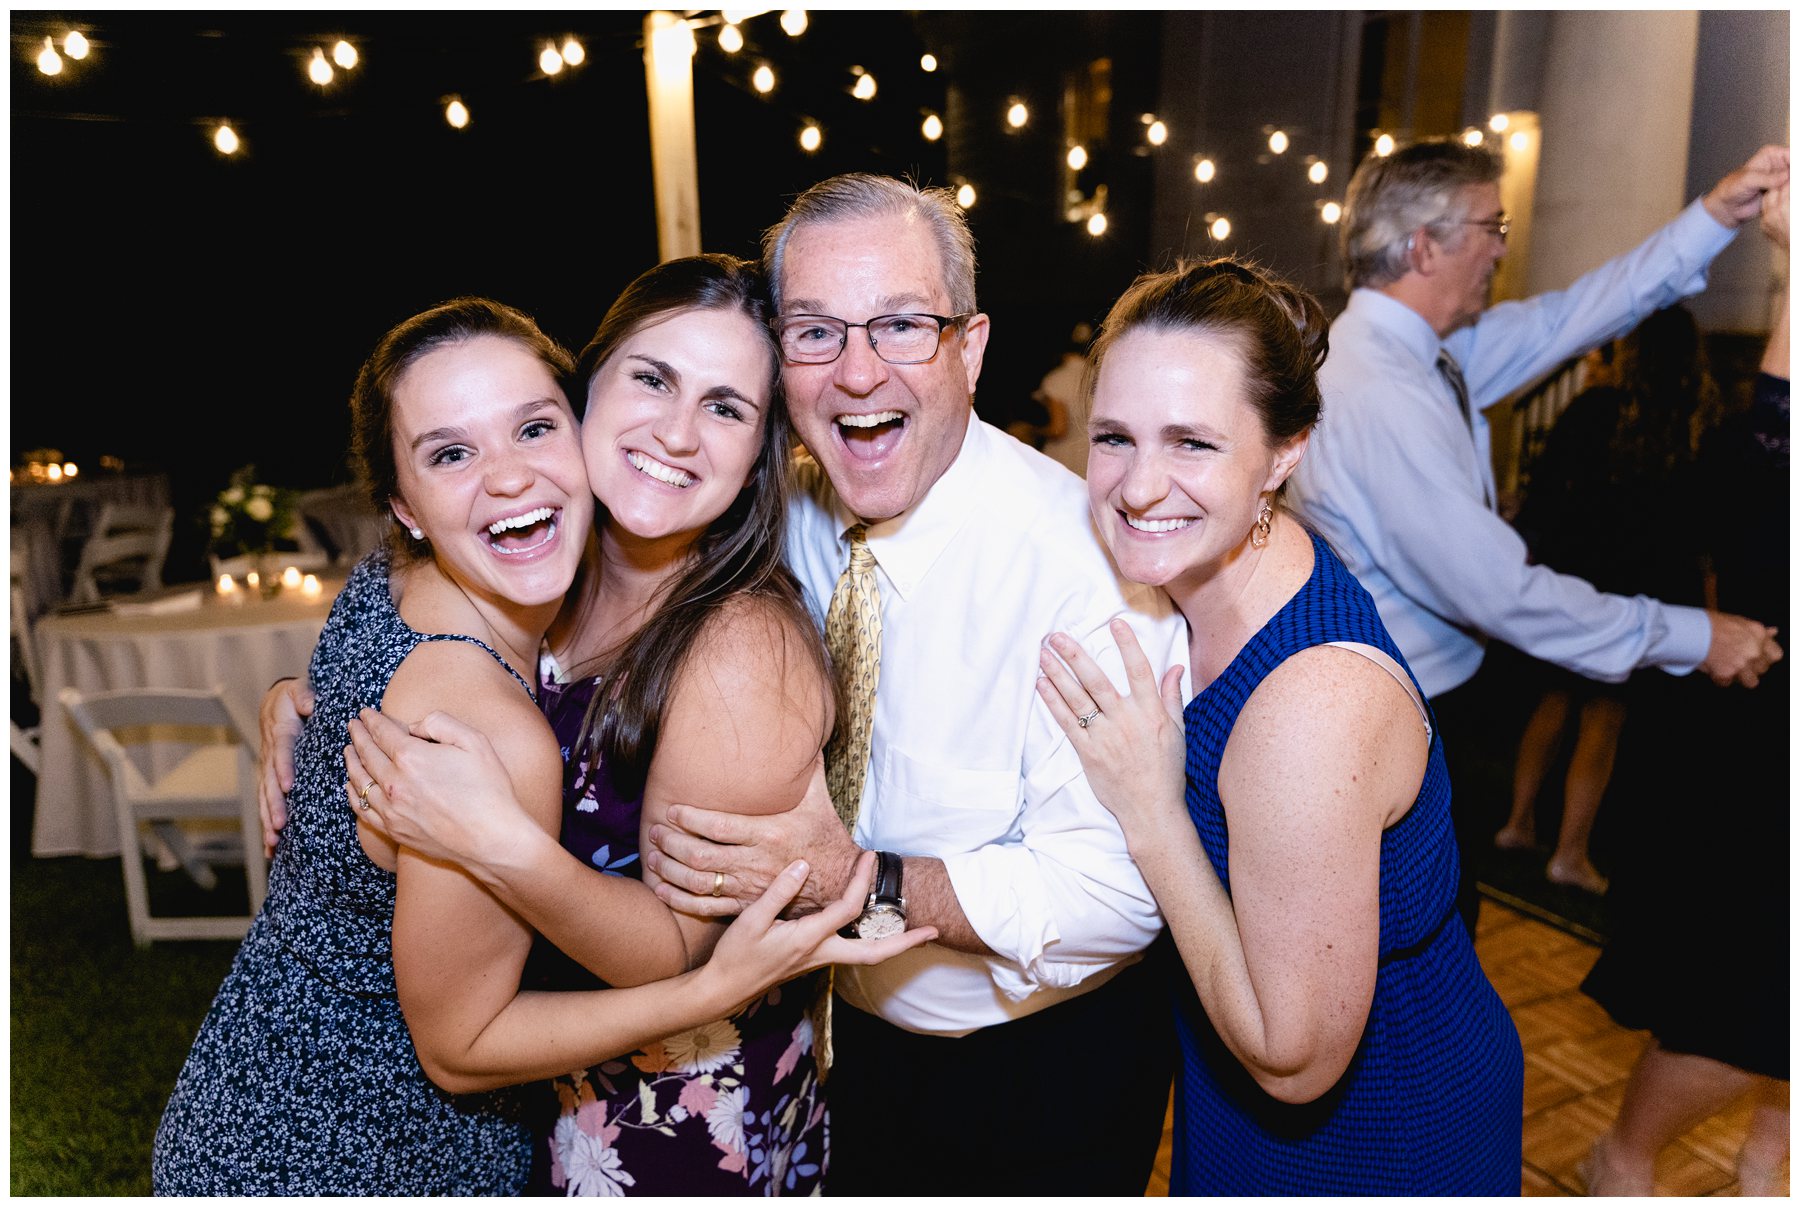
[31,579,340,857]
[11,472,172,619]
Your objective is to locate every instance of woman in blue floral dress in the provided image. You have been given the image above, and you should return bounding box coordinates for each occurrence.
[339,255,898,1194]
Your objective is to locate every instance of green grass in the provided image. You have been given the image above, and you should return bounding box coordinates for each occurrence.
[11,827,242,1195]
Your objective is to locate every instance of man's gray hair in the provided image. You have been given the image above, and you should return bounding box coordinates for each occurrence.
[1341,139,1502,290]
[762,173,979,315]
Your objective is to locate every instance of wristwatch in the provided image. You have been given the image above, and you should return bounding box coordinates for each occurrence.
[849,851,907,940]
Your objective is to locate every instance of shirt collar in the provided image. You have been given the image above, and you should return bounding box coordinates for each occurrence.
[1346,287,1443,371]
[829,408,982,602]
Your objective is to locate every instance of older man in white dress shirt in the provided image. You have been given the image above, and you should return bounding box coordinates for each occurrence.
[644,174,1188,1195]
[1286,139,1788,937]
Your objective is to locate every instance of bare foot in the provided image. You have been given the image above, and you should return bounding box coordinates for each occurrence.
[1546,855,1609,895]
[1579,1134,1654,1196]
[1493,825,1537,851]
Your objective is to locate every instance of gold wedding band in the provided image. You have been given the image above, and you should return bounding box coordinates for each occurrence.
[358,778,377,809]
[711,870,725,898]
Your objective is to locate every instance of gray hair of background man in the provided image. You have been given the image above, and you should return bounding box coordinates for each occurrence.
[761,173,980,316]
[1341,139,1503,290]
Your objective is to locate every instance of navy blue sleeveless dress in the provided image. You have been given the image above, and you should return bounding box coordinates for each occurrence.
[1171,531,1522,1195]
[152,552,535,1195]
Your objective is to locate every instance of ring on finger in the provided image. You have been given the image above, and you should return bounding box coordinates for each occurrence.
[357,778,378,809]
[1076,707,1101,729]
[711,870,725,898]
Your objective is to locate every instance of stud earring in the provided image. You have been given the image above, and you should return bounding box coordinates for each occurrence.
[409,527,424,541]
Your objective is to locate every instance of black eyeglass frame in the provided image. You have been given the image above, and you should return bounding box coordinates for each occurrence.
[775,311,974,366]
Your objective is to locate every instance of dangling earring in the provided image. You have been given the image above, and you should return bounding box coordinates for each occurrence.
[1251,496,1274,548]
[409,526,424,541]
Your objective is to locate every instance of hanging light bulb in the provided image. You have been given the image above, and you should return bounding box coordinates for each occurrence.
[1308,160,1328,184]
[1194,158,1216,184]
[1006,101,1028,129]
[540,44,565,75]
[1509,130,1529,153]
[955,183,976,209]
[445,98,470,129]
[752,64,775,93]
[562,38,585,67]
[852,69,876,101]
[1087,212,1108,237]
[719,23,744,53]
[214,124,241,155]
[332,40,358,70]
[799,123,822,152]
[63,30,89,60]
[921,113,943,141]
[1488,112,1509,133]
[920,53,938,72]
[1374,133,1395,157]
[1462,127,1484,147]
[1146,120,1168,147]
[1067,145,1089,171]
[309,48,334,86]
[37,38,62,75]
[780,9,808,37]
[1321,201,1343,224]
[1209,215,1231,240]
[1268,130,1289,155]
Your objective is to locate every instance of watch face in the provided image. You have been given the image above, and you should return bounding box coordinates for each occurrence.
[854,905,907,940]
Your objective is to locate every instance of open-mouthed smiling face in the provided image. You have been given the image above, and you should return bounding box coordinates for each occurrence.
[778,211,990,523]
[388,334,592,611]
[582,305,772,551]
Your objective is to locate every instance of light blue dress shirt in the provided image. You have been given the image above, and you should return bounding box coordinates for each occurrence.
[1288,199,1737,698]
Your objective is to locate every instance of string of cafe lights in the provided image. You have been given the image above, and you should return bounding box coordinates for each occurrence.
[22,13,1535,246]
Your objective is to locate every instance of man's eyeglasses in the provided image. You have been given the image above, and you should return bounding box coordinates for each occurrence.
[1455,213,1511,243]
[777,312,972,365]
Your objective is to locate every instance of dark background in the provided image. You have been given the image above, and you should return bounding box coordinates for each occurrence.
[12,11,1165,581]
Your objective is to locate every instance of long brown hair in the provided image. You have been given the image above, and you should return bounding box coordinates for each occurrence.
[569,254,829,800]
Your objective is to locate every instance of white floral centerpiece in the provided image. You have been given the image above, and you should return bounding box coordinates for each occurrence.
[208,465,301,593]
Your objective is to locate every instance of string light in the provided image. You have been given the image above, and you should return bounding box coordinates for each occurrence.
[1509,130,1529,153]
[37,38,62,76]
[445,98,470,129]
[1488,113,1509,133]
[562,38,585,67]
[1209,215,1231,240]
[1067,145,1088,171]
[1321,201,1342,224]
[1462,127,1484,147]
[540,44,564,75]
[1086,212,1107,237]
[799,123,822,152]
[1146,120,1168,147]
[332,40,358,70]
[1307,160,1328,184]
[921,113,943,141]
[851,69,876,101]
[780,10,808,37]
[63,31,89,61]
[1374,133,1395,157]
[1006,101,1028,129]
[309,48,334,86]
[920,53,937,72]
[955,183,976,209]
[213,124,241,155]
[1267,130,1288,154]
[1194,158,1216,184]
[752,64,775,93]
[719,24,744,53]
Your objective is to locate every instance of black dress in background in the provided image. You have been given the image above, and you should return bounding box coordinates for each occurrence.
[1581,373,1790,1080]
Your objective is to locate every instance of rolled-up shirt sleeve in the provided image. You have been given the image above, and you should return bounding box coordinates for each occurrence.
[941,608,1184,1000]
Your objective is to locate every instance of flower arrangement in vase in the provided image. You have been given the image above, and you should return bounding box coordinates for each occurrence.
[208,465,301,597]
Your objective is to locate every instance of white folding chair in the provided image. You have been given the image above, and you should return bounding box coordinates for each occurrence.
[68,503,175,604]
[11,533,43,773]
[58,685,269,947]
[297,484,390,566]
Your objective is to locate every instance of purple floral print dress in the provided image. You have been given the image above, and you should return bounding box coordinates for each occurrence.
[526,650,827,1196]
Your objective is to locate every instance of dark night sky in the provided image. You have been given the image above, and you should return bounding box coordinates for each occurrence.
[12,10,1163,578]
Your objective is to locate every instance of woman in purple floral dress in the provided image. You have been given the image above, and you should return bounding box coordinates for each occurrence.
[337,254,880,1195]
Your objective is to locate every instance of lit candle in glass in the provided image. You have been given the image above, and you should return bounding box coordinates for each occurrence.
[302,574,321,598]
[282,566,303,590]
[246,570,260,591]
[216,573,237,597]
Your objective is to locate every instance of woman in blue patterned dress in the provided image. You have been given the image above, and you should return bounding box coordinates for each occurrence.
[327,255,910,1193]
[1036,259,1523,1194]
[160,295,919,1195]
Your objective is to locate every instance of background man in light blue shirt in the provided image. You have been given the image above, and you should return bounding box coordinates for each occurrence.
[1287,139,1788,934]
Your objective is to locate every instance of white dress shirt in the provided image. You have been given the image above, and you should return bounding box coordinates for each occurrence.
[1288,198,1736,699]
[785,416,1188,1036]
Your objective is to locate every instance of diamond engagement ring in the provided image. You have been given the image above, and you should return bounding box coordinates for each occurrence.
[358,778,377,809]
[1077,708,1100,728]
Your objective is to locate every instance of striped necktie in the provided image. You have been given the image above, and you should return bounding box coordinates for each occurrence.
[1437,349,1493,510]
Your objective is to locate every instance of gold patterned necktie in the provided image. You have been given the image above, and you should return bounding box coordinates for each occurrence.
[823,524,881,826]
